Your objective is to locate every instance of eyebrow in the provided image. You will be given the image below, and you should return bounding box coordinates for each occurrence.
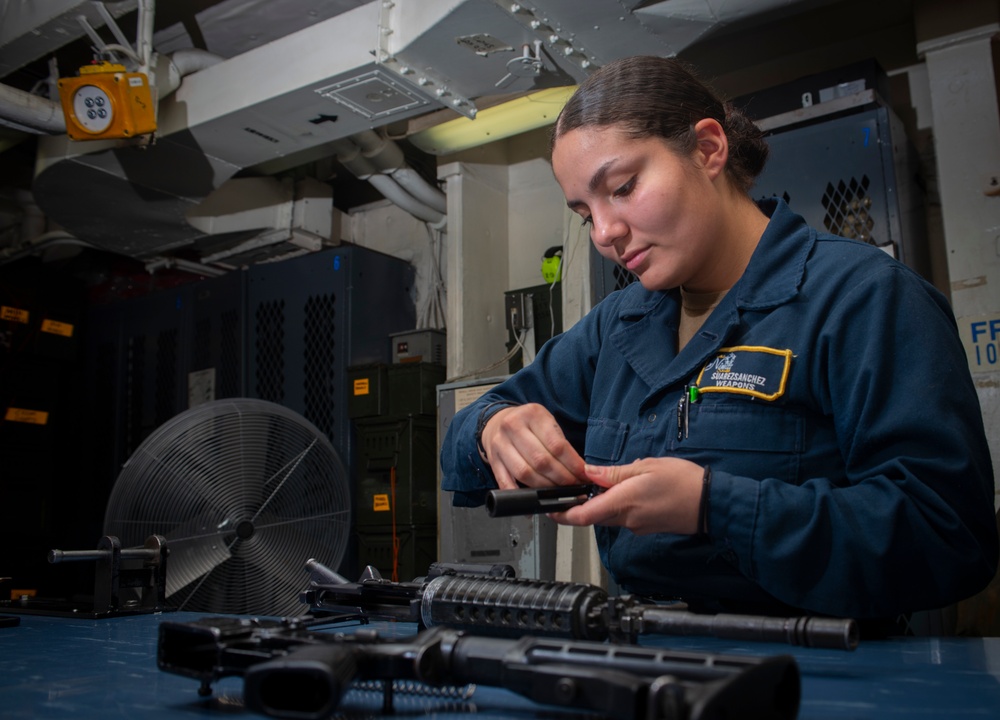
[565,159,616,210]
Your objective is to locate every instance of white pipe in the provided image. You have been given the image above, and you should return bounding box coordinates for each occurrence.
[158,49,225,97]
[367,174,444,224]
[170,49,225,78]
[354,129,406,170]
[76,14,110,55]
[103,42,142,64]
[0,83,65,134]
[330,137,371,177]
[391,166,447,215]
[145,256,228,277]
[95,3,134,49]
[351,129,447,214]
[332,137,445,224]
[137,0,156,74]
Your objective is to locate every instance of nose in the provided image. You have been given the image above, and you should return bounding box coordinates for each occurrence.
[590,210,627,249]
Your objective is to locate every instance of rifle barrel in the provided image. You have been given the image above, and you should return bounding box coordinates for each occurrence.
[637,607,859,651]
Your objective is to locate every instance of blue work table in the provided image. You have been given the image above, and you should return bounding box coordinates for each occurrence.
[1,611,999,718]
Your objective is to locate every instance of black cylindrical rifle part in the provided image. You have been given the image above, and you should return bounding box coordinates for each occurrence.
[634,606,860,650]
[485,484,601,517]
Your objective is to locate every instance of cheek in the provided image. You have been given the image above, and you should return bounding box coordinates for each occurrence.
[630,183,680,233]
[592,239,619,263]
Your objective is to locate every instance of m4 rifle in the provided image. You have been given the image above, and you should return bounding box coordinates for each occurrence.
[158,615,801,720]
[302,561,859,651]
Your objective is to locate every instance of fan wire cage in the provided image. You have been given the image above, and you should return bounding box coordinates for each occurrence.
[104,398,350,616]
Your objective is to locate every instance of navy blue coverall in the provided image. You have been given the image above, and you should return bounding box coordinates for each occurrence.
[440,199,998,620]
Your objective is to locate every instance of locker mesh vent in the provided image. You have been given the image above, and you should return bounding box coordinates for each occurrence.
[219,309,240,398]
[612,265,637,292]
[96,341,118,484]
[303,293,337,440]
[194,318,211,370]
[155,329,178,425]
[126,334,145,456]
[255,300,285,402]
[822,176,875,244]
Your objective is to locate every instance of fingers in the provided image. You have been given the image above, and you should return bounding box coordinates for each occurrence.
[551,458,705,535]
[582,460,646,488]
[481,403,586,489]
[554,474,638,528]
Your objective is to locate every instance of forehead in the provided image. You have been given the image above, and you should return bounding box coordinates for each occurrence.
[552,126,664,187]
[553,126,628,174]
[553,125,626,157]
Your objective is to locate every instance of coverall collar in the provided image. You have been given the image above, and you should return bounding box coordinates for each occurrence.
[609,199,814,393]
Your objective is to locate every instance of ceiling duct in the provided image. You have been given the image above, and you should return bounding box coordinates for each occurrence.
[32,1,428,259]
[22,0,820,261]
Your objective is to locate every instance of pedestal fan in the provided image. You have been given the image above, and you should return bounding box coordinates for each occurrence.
[103,398,350,616]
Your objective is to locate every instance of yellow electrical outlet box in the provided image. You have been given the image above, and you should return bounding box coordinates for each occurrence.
[57,62,157,141]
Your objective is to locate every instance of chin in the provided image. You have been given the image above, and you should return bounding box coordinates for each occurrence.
[636,273,673,292]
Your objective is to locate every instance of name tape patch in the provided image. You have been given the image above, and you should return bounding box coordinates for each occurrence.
[695,345,792,401]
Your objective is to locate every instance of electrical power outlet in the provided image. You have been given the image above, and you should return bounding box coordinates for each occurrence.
[505,291,533,333]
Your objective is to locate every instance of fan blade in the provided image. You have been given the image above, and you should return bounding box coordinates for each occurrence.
[164,531,233,598]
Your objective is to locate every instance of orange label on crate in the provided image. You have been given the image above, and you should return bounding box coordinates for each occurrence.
[5,407,49,425]
[353,378,370,396]
[41,319,74,337]
[1,305,29,324]
[372,494,391,512]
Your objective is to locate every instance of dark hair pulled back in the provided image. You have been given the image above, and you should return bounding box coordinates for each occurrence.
[552,56,768,194]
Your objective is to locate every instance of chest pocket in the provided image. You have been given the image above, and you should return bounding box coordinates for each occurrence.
[684,400,803,480]
[584,416,630,464]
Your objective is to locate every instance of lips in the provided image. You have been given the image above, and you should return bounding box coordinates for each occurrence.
[622,247,650,272]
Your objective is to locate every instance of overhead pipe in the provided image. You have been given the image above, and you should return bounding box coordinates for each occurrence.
[136,0,156,76]
[0,84,66,134]
[330,137,445,226]
[156,49,225,98]
[144,256,228,278]
[352,129,447,215]
[368,172,446,226]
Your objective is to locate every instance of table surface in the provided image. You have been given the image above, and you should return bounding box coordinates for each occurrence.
[2,610,999,719]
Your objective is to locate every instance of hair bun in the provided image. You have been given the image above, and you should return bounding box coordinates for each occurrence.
[723,104,770,190]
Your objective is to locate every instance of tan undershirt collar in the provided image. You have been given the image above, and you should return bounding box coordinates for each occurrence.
[678,286,728,351]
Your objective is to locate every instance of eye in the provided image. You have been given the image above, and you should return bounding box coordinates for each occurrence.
[613,177,636,198]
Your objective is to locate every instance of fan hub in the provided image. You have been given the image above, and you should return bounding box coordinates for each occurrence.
[236,520,256,540]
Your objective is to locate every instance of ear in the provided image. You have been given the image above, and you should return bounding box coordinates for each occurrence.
[692,118,728,181]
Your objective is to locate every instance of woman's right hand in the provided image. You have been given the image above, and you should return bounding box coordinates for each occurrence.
[479,403,587,491]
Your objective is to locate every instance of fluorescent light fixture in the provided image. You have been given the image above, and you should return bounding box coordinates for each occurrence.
[408,86,576,155]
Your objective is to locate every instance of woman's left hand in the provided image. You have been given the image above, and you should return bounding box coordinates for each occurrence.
[552,457,706,535]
